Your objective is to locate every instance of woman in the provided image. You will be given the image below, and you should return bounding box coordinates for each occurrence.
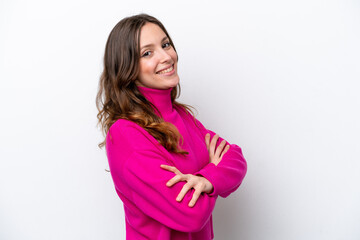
[96,13,247,240]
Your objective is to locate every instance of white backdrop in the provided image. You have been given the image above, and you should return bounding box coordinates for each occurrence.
[1,0,359,239]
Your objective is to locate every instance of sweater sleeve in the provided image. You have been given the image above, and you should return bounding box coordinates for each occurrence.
[106,120,217,233]
[193,118,247,198]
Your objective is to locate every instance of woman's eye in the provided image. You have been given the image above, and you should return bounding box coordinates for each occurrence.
[142,51,151,57]
[162,42,171,48]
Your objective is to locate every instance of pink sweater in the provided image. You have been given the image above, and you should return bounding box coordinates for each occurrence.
[106,86,247,240]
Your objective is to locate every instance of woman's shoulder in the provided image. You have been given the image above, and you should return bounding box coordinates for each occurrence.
[108,119,147,140]
[174,105,205,129]
[109,118,139,132]
[106,118,160,149]
[174,104,196,122]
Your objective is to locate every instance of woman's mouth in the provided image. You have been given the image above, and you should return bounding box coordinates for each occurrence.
[157,65,174,75]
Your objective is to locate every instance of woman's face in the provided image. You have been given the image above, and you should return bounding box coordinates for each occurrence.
[136,23,179,89]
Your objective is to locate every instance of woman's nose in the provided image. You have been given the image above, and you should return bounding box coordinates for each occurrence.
[158,49,172,63]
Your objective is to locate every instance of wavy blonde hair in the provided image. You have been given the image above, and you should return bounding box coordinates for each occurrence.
[96,14,195,155]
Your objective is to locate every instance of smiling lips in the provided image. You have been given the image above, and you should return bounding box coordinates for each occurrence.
[157,65,174,75]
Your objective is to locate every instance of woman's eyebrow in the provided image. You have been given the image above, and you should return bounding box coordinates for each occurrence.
[140,36,168,50]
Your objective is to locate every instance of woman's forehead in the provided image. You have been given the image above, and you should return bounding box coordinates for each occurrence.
[140,23,167,47]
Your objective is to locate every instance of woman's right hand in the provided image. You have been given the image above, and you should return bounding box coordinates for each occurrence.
[205,133,230,166]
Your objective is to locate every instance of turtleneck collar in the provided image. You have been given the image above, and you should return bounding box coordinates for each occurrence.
[137,86,174,117]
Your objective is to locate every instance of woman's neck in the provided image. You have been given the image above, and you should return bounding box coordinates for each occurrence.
[137,86,174,117]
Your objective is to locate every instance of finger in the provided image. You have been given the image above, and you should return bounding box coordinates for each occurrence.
[214,139,227,157]
[160,164,180,174]
[209,134,220,155]
[176,183,192,202]
[189,188,202,207]
[205,133,210,150]
[219,145,230,159]
[166,174,184,187]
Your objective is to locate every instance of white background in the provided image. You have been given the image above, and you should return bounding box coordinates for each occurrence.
[1,0,359,239]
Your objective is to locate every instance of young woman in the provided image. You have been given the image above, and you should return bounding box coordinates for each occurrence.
[96,13,247,240]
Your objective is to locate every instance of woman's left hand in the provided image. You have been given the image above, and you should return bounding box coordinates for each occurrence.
[160,164,214,207]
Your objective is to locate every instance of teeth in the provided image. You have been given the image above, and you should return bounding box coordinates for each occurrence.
[158,66,173,74]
